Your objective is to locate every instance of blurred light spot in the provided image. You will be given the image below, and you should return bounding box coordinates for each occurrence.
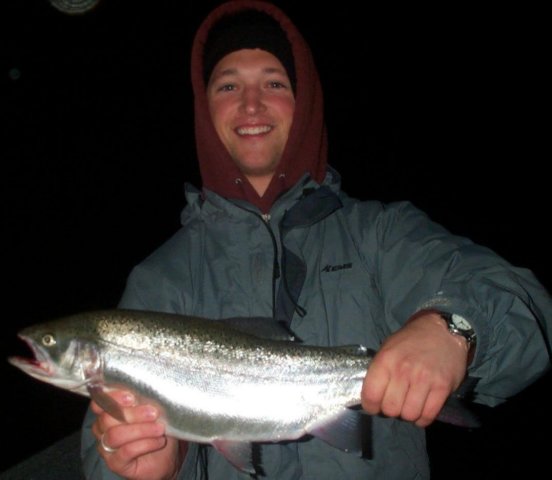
[49,0,102,15]
[9,68,21,81]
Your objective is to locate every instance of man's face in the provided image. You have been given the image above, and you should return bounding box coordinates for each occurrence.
[207,48,295,195]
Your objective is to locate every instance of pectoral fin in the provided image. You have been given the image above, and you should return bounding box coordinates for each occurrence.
[87,383,126,422]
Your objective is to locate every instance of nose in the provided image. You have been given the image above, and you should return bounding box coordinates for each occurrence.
[240,86,266,115]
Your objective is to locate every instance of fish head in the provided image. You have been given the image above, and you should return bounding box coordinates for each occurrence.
[8,320,100,395]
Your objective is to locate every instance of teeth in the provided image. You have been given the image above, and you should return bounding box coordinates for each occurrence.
[237,125,272,135]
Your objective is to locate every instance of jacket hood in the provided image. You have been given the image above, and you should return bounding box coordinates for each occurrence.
[191,0,327,213]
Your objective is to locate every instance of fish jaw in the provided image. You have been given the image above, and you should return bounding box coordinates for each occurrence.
[8,334,53,379]
[7,334,90,393]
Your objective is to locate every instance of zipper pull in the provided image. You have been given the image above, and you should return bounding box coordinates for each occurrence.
[261,213,271,223]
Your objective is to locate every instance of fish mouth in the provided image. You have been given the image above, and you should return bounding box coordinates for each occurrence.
[7,335,52,379]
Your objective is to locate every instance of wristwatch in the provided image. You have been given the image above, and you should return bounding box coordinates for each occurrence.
[439,312,476,345]
[439,312,477,352]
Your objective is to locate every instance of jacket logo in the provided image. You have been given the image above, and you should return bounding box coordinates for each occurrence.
[321,263,352,273]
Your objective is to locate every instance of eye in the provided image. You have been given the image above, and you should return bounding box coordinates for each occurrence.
[42,334,56,347]
[268,81,286,89]
[218,84,236,92]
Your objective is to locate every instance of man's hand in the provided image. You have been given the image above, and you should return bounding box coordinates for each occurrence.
[91,390,187,480]
[361,311,469,427]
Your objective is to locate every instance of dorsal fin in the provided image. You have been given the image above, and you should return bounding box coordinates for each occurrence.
[219,317,298,341]
[332,345,374,356]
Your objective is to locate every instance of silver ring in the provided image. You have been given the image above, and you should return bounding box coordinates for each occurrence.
[100,433,117,454]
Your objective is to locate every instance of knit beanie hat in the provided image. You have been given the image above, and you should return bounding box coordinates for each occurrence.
[203,9,296,91]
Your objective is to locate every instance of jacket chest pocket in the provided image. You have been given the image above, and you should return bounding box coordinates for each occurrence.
[197,241,275,318]
[294,262,386,348]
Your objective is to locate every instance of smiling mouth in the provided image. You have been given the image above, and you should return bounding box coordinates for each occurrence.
[236,125,273,136]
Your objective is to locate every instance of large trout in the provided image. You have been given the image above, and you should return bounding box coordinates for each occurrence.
[8,309,476,473]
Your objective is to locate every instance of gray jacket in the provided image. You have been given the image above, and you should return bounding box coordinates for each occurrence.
[81,170,551,479]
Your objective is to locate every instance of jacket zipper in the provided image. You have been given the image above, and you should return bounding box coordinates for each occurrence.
[233,207,281,319]
[263,212,306,320]
[259,213,281,318]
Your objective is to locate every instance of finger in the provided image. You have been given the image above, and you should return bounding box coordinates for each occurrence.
[91,392,147,434]
[95,409,126,436]
[102,421,166,453]
[113,436,169,467]
[361,362,390,415]
[90,400,103,415]
[99,423,168,471]
[94,404,160,444]
[122,404,160,424]
[400,381,431,424]
[415,387,449,427]
[108,390,137,406]
[90,390,135,415]
[103,436,170,477]
[380,374,409,419]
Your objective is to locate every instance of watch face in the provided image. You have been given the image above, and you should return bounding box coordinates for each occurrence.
[452,314,473,331]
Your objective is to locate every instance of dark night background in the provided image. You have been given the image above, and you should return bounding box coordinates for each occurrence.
[2,0,549,477]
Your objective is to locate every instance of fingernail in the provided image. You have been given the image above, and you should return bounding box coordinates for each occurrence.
[121,393,135,406]
[143,406,159,420]
[154,423,166,436]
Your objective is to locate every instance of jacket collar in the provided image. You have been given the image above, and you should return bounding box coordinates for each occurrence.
[182,167,342,225]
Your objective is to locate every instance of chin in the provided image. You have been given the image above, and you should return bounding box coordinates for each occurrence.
[234,159,280,178]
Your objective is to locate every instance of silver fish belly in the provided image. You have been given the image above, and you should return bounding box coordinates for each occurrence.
[98,312,369,444]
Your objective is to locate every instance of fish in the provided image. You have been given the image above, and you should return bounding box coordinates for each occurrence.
[8,309,478,474]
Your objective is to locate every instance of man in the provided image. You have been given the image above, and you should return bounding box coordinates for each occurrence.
[81,1,552,479]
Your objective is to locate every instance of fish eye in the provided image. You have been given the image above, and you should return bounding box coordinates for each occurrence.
[42,334,56,347]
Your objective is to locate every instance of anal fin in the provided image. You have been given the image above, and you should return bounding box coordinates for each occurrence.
[307,408,367,456]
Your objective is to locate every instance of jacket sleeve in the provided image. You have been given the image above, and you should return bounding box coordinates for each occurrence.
[362,200,551,407]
